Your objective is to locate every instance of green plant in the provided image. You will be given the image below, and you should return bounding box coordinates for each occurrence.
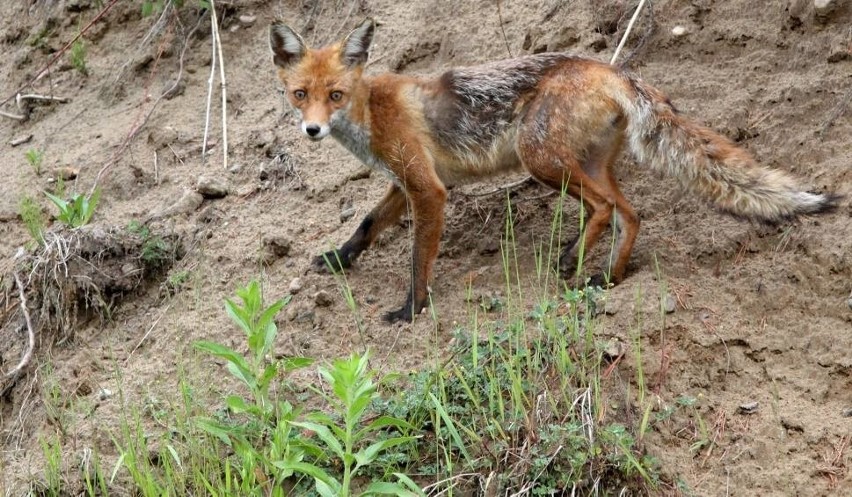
[45,188,101,227]
[281,352,423,497]
[127,220,173,267]
[70,38,88,75]
[25,148,44,175]
[19,196,46,245]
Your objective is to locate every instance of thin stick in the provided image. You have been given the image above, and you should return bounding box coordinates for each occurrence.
[610,0,648,65]
[212,0,229,170]
[0,109,25,121]
[5,273,36,379]
[154,150,160,184]
[462,176,533,197]
[201,6,217,160]
[16,94,70,104]
[496,0,513,58]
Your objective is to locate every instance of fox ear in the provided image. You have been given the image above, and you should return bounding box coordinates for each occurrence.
[269,23,306,68]
[341,18,375,67]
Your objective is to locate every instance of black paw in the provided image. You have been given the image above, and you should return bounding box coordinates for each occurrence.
[383,304,415,323]
[312,250,351,273]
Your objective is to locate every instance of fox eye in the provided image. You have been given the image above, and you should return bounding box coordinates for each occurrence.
[293,89,307,100]
[330,91,343,102]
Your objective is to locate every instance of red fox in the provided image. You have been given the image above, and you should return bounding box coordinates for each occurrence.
[269,18,839,322]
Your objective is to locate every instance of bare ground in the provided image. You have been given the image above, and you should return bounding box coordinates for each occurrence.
[1,0,851,495]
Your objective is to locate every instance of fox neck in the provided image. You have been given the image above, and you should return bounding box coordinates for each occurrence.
[329,77,399,183]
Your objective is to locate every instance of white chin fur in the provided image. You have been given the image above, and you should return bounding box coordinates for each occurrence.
[301,122,331,140]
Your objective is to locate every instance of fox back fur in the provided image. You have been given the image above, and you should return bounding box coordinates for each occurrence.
[269,18,839,322]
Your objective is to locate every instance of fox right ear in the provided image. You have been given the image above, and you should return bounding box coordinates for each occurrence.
[269,23,306,68]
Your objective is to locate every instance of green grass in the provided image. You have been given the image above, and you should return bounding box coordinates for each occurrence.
[45,188,101,228]
[70,38,88,76]
[19,195,46,245]
[28,191,675,495]
[25,148,44,175]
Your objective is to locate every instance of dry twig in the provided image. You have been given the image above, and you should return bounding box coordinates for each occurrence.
[5,272,35,380]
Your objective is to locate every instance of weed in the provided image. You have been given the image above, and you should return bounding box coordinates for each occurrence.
[25,148,44,175]
[19,196,46,245]
[280,352,423,497]
[127,220,173,268]
[70,38,88,76]
[44,188,101,228]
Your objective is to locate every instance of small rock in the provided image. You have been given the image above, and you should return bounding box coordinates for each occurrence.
[54,166,79,180]
[842,408,852,417]
[738,401,759,415]
[148,190,204,220]
[288,277,303,294]
[97,388,113,401]
[196,175,230,198]
[238,14,256,26]
[846,295,852,310]
[814,0,837,22]
[663,294,677,314]
[148,126,179,149]
[671,25,687,37]
[262,235,292,258]
[227,163,243,174]
[348,167,372,181]
[10,134,32,147]
[602,338,625,360]
[340,207,356,223]
[314,290,333,307]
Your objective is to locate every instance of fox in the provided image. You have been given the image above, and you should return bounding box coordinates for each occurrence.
[268,18,839,323]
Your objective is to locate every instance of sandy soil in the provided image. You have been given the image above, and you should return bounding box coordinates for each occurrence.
[1,0,850,495]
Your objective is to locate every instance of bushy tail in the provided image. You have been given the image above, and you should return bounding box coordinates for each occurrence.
[615,77,838,223]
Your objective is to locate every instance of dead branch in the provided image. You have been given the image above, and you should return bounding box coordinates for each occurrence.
[0,109,26,121]
[5,272,35,380]
[610,0,649,64]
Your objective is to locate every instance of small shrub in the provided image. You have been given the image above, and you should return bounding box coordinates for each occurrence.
[19,196,46,245]
[70,39,88,75]
[25,148,44,175]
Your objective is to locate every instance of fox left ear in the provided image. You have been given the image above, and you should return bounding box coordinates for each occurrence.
[341,18,376,67]
[269,22,306,69]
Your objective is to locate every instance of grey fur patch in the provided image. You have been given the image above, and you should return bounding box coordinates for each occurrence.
[330,111,400,184]
[424,53,575,157]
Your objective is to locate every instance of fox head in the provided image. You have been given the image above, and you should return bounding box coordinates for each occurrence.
[269,18,375,141]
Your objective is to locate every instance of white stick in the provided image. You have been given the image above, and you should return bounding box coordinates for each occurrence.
[210,0,229,170]
[610,0,648,65]
[5,272,35,379]
[201,5,217,160]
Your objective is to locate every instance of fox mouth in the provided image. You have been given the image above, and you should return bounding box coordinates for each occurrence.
[306,135,325,142]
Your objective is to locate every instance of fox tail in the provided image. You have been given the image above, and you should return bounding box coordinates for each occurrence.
[614,77,839,223]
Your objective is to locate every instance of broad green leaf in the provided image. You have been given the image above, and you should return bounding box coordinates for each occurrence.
[361,481,421,496]
[356,416,416,440]
[194,417,233,446]
[280,356,314,371]
[277,461,340,493]
[354,436,417,470]
[391,473,426,496]
[290,421,345,459]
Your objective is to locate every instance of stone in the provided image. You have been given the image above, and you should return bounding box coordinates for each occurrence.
[196,175,230,198]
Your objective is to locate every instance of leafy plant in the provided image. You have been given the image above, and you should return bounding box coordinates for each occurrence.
[19,196,45,245]
[127,220,173,267]
[44,188,101,227]
[70,38,88,75]
[279,352,423,497]
[25,148,44,175]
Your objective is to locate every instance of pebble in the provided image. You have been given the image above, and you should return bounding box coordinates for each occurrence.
[602,338,626,360]
[314,290,333,307]
[842,408,852,417]
[288,277,303,294]
[663,294,677,314]
[846,296,852,310]
[340,206,356,223]
[54,166,79,180]
[262,235,292,258]
[671,25,687,37]
[196,175,230,199]
[10,134,32,147]
[148,190,204,220]
[97,388,113,401]
[238,14,257,26]
[814,0,837,21]
[738,401,759,415]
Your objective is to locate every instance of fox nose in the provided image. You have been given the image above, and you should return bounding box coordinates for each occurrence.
[305,124,321,137]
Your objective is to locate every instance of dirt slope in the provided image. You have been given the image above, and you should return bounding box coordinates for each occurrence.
[1,0,850,494]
